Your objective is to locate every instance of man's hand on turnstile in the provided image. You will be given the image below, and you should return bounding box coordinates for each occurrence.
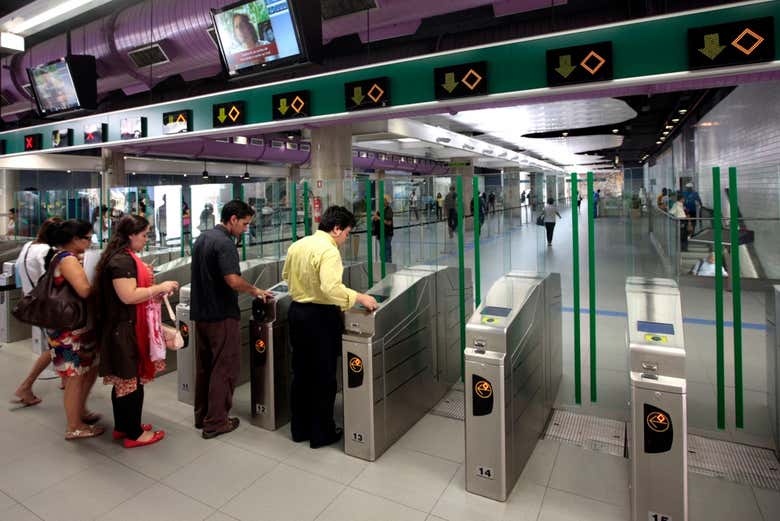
[252,287,274,302]
[356,293,379,312]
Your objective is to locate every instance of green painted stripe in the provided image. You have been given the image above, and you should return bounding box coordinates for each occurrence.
[457,176,467,382]
[303,181,311,236]
[365,178,373,288]
[291,182,298,242]
[473,176,481,307]
[571,173,581,405]
[729,166,744,429]
[713,167,726,430]
[587,171,596,403]
[379,179,386,279]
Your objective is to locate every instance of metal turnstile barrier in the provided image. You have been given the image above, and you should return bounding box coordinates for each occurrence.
[767,286,779,458]
[626,277,687,521]
[342,268,440,461]
[249,281,293,430]
[464,272,561,501]
[175,284,197,404]
[0,262,29,343]
[342,261,396,293]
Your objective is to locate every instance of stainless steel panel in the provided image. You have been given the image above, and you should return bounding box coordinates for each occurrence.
[175,284,196,405]
[768,286,779,457]
[0,263,29,343]
[342,261,396,293]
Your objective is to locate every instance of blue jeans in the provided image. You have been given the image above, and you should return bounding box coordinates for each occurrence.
[383,236,393,263]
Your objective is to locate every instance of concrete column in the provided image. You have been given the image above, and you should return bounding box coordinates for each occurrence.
[100,148,127,211]
[310,124,352,208]
[0,168,18,234]
[502,167,521,217]
[287,164,300,208]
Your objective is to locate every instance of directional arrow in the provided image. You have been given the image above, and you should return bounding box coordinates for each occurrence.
[698,33,726,60]
[441,72,459,93]
[351,86,365,106]
[168,115,174,123]
[217,107,227,123]
[278,98,289,115]
[555,55,576,78]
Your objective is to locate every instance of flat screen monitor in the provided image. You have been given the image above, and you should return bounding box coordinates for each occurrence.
[27,55,97,117]
[120,116,146,140]
[212,0,306,77]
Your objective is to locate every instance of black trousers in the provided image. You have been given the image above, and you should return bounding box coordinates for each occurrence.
[195,318,241,431]
[288,302,342,445]
[111,385,144,440]
[545,222,556,243]
[447,208,457,234]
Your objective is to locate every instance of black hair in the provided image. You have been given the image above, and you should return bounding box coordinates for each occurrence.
[94,215,150,290]
[43,219,92,268]
[547,198,554,205]
[35,217,63,244]
[9,208,15,215]
[220,199,255,224]
[318,206,356,232]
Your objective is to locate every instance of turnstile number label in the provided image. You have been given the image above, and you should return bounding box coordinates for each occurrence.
[476,466,495,480]
[351,432,366,443]
[255,404,267,415]
[649,512,671,521]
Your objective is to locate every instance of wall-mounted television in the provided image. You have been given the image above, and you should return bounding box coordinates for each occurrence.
[211,0,314,77]
[26,55,97,117]
[120,116,147,140]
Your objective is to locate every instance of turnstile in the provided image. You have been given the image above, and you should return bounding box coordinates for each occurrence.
[0,262,29,343]
[175,284,197,404]
[342,261,396,293]
[154,257,193,309]
[249,281,293,430]
[464,272,561,501]
[342,268,441,461]
[767,286,779,457]
[626,277,687,521]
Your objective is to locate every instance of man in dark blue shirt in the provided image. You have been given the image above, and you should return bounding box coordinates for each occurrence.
[191,200,272,439]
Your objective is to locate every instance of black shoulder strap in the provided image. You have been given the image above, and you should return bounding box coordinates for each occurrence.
[22,243,34,288]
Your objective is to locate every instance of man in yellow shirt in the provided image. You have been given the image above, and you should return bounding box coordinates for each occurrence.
[282,206,378,448]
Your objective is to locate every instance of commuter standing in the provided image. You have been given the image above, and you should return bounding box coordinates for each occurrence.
[543,198,563,246]
[435,192,443,221]
[182,202,192,252]
[12,218,62,407]
[283,206,379,448]
[95,215,178,448]
[444,186,457,239]
[488,192,496,214]
[190,200,272,439]
[372,195,394,262]
[593,189,601,218]
[684,182,702,231]
[671,194,689,251]
[577,194,582,212]
[156,194,167,246]
[6,208,16,236]
[657,188,669,211]
[408,189,419,221]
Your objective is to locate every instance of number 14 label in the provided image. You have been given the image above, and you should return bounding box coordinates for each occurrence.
[476,466,495,479]
[649,512,671,521]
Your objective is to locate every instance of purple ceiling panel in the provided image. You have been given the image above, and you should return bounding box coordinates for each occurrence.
[491,0,567,18]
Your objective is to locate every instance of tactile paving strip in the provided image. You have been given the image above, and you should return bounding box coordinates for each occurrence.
[688,435,780,491]
[543,409,626,457]
[430,388,465,421]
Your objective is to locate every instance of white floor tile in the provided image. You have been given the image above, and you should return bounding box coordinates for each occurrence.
[548,443,629,507]
[221,463,344,521]
[0,489,17,510]
[21,458,153,521]
[351,445,459,512]
[688,474,763,521]
[519,439,560,487]
[222,422,300,461]
[102,484,214,521]
[283,443,368,485]
[206,512,240,521]
[397,414,465,463]
[537,488,629,521]
[431,466,546,521]
[315,487,428,521]
[753,486,780,521]
[1,503,43,521]
[163,442,278,508]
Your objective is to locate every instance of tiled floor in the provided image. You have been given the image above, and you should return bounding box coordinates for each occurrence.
[0,210,778,521]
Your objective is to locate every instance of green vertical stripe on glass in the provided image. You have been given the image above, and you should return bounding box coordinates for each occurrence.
[571,173,582,405]
[587,171,596,403]
[712,167,725,430]
[473,176,481,307]
[303,181,310,236]
[456,176,466,382]
[728,166,743,429]
[365,178,373,288]
[378,180,386,279]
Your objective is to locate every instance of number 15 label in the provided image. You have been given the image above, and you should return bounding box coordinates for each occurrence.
[649,512,671,521]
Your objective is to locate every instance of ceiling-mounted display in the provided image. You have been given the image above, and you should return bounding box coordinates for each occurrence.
[212,0,306,77]
[120,116,147,140]
[345,77,390,111]
[434,61,487,100]
[52,128,73,148]
[23,134,42,151]
[213,100,246,127]
[26,55,97,117]
[546,42,613,87]
[272,90,310,120]
[84,123,107,144]
[688,17,774,70]
[162,110,193,134]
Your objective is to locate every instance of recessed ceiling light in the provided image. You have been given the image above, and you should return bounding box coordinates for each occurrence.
[612,128,619,133]
[183,174,188,178]
[662,131,669,135]
[671,118,680,123]
[66,169,72,173]
[678,109,687,114]
[562,132,568,137]
[665,125,673,130]
[656,141,662,144]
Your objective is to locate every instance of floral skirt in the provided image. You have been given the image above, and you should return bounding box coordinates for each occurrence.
[103,360,166,397]
[47,328,98,377]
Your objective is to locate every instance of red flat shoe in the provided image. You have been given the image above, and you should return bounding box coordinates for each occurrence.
[112,424,153,440]
[123,430,165,448]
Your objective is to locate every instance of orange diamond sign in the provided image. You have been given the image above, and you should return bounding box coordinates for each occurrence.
[367,84,385,103]
[580,51,606,75]
[731,28,765,55]
[461,69,483,90]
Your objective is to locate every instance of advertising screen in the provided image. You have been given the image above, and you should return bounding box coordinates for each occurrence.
[28,59,80,115]
[212,0,303,76]
[120,117,146,140]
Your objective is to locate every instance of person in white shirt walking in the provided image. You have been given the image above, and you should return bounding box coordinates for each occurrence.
[543,198,563,246]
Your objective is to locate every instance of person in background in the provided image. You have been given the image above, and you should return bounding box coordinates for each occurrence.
[6,208,16,236]
[691,250,727,277]
[577,193,582,212]
[372,194,394,262]
[593,189,601,218]
[543,197,563,246]
[12,218,63,407]
[191,200,272,439]
[435,192,443,221]
[444,186,457,239]
[45,220,103,440]
[488,192,496,214]
[684,182,702,231]
[657,188,669,211]
[182,202,192,252]
[283,206,379,448]
[156,194,167,247]
[408,190,419,221]
[670,194,689,251]
[199,203,215,233]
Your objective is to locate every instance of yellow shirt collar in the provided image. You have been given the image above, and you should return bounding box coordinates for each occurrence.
[315,229,337,247]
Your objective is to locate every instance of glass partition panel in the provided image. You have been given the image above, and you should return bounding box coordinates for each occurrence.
[190,183,233,240]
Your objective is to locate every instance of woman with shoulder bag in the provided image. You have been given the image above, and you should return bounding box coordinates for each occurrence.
[44,220,103,440]
[95,215,178,448]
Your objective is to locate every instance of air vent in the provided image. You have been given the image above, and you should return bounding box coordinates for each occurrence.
[321,0,377,20]
[270,140,284,149]
[300,143,310,152]
[127,43,170,68]
[286,142,299,150]
[206,27,219,48]
[250,137,264,146]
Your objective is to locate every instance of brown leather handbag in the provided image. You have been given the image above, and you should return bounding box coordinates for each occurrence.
[12,251,87,330]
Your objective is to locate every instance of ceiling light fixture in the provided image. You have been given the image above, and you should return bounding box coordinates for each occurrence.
[671,118,680,123]
[8,0,112,34]
[656,141,662,145]
[611,128,619,134]
[131,171,136,176]
[678,109,687,114]
[562,132,568,137]
[435,137,451,143]
[665,125,673,130]
[201,161,209,180]
[243,163,251,181]
[66,169,72,173]
[662,131,669,135]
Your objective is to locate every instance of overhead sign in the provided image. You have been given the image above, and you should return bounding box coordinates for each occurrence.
[272,90,310,120]
[51,128,73,148]
[434,61,488,100]
[688,17,774,70]
[162,110,193,135]
[345,77,390,111]
[212,100,246,127]
[84,123,107,144]
[23,133,42,151]
[546,41,613,87]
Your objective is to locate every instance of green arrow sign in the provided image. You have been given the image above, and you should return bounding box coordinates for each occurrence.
[351,87,365,106]
[555,55,576,78]
[278,98,289,115]
[217,107,227,123]
[441,72,459,93]
[698,33,726,60]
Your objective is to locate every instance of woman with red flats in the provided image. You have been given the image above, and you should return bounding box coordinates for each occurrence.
[95,215,178,448]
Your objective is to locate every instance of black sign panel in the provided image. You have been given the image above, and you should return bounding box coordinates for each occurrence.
[0,140,5,155]
[347,352,364,388]
[688,17,774,70]
[51,128,73,148]
[212,100,246,128]
[163,110,193,135]
[23,133,43,151]
[345,77,390,111]
[546,41,613,87]
[84,123,107,144]
[644,404,674,453]
[472,374,494,416]
[434,61,488,100]
[272,90,310,120]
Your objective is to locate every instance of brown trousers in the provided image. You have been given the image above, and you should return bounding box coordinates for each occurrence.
[194,318,240,431]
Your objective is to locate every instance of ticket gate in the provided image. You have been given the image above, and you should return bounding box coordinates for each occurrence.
[249,281,293,430]
[464,272,561,501]
[342,261,396,293]
[0,262,29,343]
[342,268,443,461]
[175,284,197,404]
[625,277,687,521]
[154,257,193,309]
[767,286,779,458]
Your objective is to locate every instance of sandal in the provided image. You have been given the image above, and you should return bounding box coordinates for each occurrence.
[9,394,42,408]
[82,412,102,425]
[65,425,105,440]
[113,424,153,440]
